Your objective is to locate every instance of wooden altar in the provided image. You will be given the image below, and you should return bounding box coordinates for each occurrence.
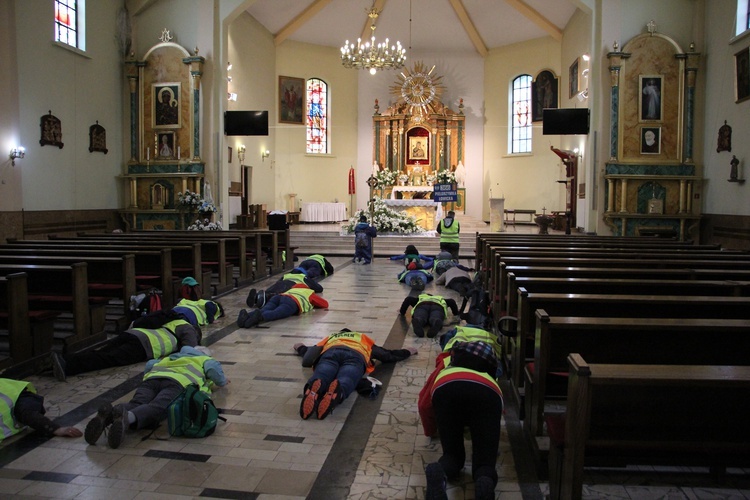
[372,63,466,190]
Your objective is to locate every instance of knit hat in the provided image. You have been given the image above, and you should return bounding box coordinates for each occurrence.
[359,215,367,222]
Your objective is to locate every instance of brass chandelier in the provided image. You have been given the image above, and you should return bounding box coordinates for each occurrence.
[340,7,406,75]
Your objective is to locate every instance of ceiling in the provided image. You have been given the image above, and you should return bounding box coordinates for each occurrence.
[245,0,582,57]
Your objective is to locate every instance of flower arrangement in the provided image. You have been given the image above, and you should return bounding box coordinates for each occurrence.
[198,200,217,213]
[187,218,222,231]
[177,189,203,209]
[397,173,409,185]
[374,168,398,188]
[426,173,437,185]
[342,197,424,234]
[435,169,456,184]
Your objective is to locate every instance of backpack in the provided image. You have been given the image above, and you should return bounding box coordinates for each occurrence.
[355,231,369,248]
[129,289,163,321]
[458,273,491,329]
[167,384,226,438]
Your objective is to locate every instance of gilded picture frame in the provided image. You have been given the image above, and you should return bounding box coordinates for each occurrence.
[279,76,305,124]
[639,75,663,121]
[408,136,429,162]
[532,70,559,122]
[153,83,181,129]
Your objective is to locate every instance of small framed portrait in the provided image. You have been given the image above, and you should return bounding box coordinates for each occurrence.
[734,47,750,103]
[639,75,663,121]
[88,121,108,154]
[532,70,559,122]
[153,83,181,129]
[569,58,580,98]
[279,76,305,124]
[156,131,176,159]
[640,126,661,155]
[409,136,428,161]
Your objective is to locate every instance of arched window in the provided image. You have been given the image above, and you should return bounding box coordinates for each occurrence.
[306,78,328,154]
[54,0,86,50]
[511,74,532,154]
[737,0,750,35]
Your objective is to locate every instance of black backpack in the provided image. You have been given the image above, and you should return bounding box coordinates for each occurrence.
[355,231,369,248]
[458,272,491,328]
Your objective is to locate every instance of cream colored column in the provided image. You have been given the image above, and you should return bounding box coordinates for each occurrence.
[619,179,628,213]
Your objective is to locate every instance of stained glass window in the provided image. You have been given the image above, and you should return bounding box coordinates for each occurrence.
[306,78,328,154]
[55,0,85,50]
[511,74,532,154]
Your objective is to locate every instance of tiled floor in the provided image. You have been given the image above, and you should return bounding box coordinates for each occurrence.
[2,230,750,499]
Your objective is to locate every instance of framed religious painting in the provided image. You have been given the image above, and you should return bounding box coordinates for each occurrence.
[279,76,305,124]
[152,83,181,129]
[639,75,663,121]
[640,126,661,155]
[569,58,580,98]
[408,136,429,162]
[532,70,558,122]
[156,131,176,160]
[735,46,750,103]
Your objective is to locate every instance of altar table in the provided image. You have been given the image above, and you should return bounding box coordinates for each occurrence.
[301,202,347,222]
[390,186,435,199]
[383,198,440,230]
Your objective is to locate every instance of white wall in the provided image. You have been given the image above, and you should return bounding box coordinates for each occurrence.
[702,0,750,215]
[15,0,123,210]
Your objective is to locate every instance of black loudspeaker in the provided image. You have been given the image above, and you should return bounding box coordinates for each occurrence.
[267,214,289,231]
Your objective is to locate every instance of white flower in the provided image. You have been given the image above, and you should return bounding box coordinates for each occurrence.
[435,170,456,184]
[341,197,424,234]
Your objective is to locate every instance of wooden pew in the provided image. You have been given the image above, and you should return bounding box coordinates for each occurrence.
[29,239,211,297]
[547,354,750,500]
[0,246,174,307]
[0,254,135,318]
[493,256,750,320]
[527,311,750,447]
[51,235,233,292]
[512,292,750,424]
[0,273,61,375]
[0,263,106,352]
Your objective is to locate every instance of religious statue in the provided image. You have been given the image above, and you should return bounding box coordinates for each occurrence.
[730,155,739,181]
[372,161,380,176]
[454,161,466,187]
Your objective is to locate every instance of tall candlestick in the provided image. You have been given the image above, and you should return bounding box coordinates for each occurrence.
[177,146,181,159]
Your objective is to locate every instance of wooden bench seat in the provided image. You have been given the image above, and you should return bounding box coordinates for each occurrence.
[511,292,750,425]
[526,312,750,452]
[547,354,750,500]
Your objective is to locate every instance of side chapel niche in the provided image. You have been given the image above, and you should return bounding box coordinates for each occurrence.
[372,62,466,212]
[604,22,702,241]
[119,31,206,230]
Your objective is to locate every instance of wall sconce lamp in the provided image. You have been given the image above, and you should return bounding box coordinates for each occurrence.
[237,145,245,163]
[9,147,25,166]
[261,149,270,162]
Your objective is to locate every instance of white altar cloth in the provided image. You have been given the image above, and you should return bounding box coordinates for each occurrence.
[383,199,439,208]
[301,202,347,222]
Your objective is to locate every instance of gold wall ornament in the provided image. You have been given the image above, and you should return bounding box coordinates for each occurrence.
[390,62,445,117]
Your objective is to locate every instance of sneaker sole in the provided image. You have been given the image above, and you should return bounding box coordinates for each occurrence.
[107,407,125,449]
[300,379,322,419]
[317,379,340,420]
[84,403,113,445]
[425,463,448,500]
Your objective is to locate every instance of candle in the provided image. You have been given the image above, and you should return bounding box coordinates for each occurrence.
[177,146,181,159]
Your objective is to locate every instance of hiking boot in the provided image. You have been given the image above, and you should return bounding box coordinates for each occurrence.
[317,379,340,420]
[411,277,425,291]
[107,405,127,449]
[425,462,448,500]
[412,321,425,338]
[243,309,262,328]
[84,402,113,445]
[474,476,495,500]
[237,309,249,328]
[300,379,322,420]
[255,290,267,308]
[50,351,67,382]
[245,289,257,308]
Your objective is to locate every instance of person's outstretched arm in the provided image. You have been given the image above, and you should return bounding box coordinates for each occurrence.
[445,298,460,316]
[371,345,417,364]
[304,277,324,293]
[399,296,418,315]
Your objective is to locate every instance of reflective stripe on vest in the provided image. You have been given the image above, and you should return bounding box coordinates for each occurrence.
[0,379,35,440]
[439,220,460,243]
[130,326,178,359]
[318,331,376,373]
[415,294,448,317]
[144,355,211,393]
[283,287,315,313]
[283,273,307,284]
[432,366,502,397]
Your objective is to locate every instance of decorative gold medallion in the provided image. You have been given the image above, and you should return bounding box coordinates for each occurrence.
[390,61,445,116]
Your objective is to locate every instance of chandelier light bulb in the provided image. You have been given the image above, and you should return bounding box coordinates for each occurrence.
[340,7,406,74]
